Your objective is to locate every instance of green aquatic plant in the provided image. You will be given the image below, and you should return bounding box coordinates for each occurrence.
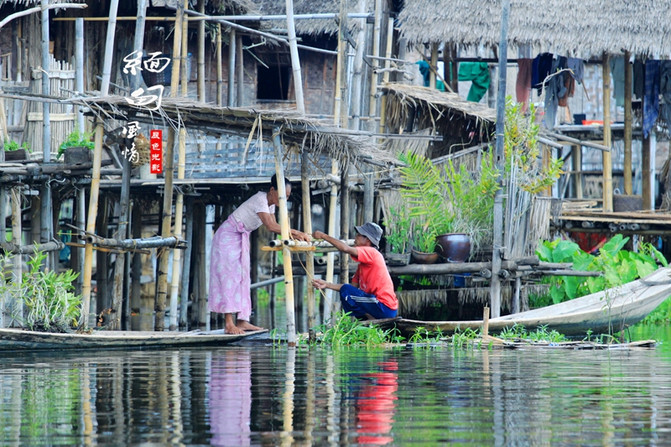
[313,311,403,348]
[0,249,82,332]
[497,323,567,343]
[535,234,667,306]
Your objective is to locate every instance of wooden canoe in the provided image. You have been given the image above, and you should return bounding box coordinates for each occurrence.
[0,328,267,351]
[395,266,671,336]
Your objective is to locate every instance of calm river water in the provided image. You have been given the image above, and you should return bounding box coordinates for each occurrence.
[0,325,670,445]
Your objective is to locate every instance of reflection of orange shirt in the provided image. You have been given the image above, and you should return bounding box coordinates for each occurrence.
[356,362,398,445]
[351,246,398,310]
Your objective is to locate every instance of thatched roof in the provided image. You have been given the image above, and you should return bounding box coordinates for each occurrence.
[75,95,396,169]
[151,0,258,15]
[381,83,496,157]
[256,0,361,36]
[399,0,671,59]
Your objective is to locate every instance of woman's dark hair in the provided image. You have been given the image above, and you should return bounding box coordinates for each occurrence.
[270,173,292,191]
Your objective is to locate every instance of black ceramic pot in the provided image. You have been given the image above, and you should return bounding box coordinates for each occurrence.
[435,233,471,262]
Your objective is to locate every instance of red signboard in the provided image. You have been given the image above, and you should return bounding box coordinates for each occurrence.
[150,129,163,174]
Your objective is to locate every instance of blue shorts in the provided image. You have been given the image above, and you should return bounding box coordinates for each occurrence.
[339,284,398,320]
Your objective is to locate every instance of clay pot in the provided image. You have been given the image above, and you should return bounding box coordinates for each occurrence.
[435,233,471,263]
[411,249,439,264]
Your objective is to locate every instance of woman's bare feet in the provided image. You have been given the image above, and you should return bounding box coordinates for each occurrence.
[236,320,263,331]
[225,313,246,334]
[225,322,245,335]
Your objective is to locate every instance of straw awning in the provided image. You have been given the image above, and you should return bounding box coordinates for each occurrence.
[75,94,397,168]
[398,0,671,59]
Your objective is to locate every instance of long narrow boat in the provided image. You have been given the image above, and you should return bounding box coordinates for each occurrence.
[0,328,266,351]
[395,267,671,336]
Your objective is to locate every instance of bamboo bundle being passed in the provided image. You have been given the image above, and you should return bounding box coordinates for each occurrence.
[266,238,355,250]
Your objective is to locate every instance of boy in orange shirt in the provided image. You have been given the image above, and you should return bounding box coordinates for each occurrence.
[312,222,398,320]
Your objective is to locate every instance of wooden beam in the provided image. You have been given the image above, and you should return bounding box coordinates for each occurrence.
[602,54,613,212]
[624,51,633,195]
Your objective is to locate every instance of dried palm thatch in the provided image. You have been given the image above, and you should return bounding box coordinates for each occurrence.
[383,83,495,132]
[382,83,495,155]
[399,0,671,59]
[152,0,258,15]
[73,94,397,168]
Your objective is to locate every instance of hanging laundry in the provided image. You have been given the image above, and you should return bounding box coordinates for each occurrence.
[659,61,671,129]
[516,58,532,112]
[643,60,660,139]
[458,62,490,102]
[543,56,567,128]
[566,58,584,84]
[416,60,445,91]
[531,53,553,95]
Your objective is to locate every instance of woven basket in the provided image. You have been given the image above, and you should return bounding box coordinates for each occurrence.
[133,134,150,168]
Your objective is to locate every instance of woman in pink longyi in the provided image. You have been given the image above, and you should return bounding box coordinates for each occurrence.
[209,175,310,334]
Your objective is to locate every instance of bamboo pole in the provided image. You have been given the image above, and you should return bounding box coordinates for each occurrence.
[75,17,85,132]
[197,0,206,102]
[430,43,438,89]
[81,0,119,328]
[286,0,305,114]
[10,187,22,327]
[180,198,194,327]
[272,129,297,345]
[111,0,148,330]
[624,51,633,195]
[323,0,347,322]
[378,17,394,134]
[572,144,583,199]
[236,34,244,105]
[169,11,190,330]
[490,0,510,319]
[0,3,86,31]
[155,0,186,331]
[40,0,53,271]
[216,24,223,106]
[227,29,236,107]
[301,150,316,340]
[349,0,367,131]
[340,159,350,284]
[602,54,613,213]
[367,0,382,132]
[642,134,652,209]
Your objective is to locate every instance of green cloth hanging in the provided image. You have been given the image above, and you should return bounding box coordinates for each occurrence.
[458,62,490,102]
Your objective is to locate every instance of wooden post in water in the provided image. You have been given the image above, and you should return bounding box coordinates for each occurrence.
[624,51,633,195]
[155,0,186,331]
[169,11,190,330]
[602,54,613,213]
[490,0,509,318]
[302,150,316,340]
[40,0,54,271]
[273,130,297,345]
[82,0,120,328]
[10,187,22,326]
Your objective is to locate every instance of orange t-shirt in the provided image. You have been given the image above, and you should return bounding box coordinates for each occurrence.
[351,246,398,310]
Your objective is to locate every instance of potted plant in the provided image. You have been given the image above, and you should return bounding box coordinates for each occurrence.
[383,206,412,265]
[410,224,439,264]
[3,140,29,161]
[399,149,501,262]
[58,130,94,164]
